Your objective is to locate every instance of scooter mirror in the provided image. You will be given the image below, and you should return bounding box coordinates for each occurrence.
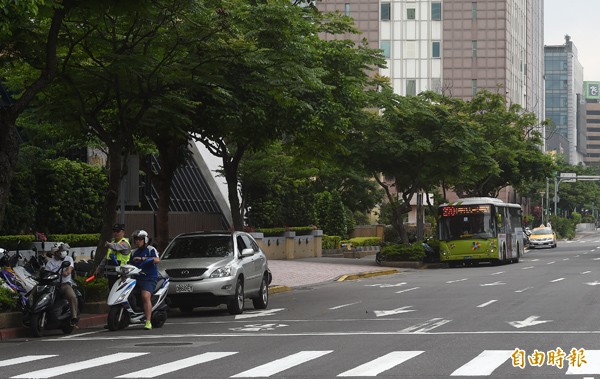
[61,260,71,268]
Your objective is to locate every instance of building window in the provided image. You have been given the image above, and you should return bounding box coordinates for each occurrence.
[432,41,441,58]
[472,40,477,57]
[345,3,350,16]
[472,79,478,97]
[407,80,417,96]
[407,8,416,20]
[380,40,391,58]
[381,3,390,21]
[431,2,441,20]
[472,2,477,20]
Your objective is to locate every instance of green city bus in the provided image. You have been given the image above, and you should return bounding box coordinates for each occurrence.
[438,197,525,267]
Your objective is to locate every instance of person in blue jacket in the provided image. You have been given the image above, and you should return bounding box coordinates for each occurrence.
[129,230,160,330]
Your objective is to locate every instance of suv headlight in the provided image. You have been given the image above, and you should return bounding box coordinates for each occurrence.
[210,265,233,278]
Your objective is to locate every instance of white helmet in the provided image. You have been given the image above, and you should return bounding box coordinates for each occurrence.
[51,242,70,259]
[131,230,149,244]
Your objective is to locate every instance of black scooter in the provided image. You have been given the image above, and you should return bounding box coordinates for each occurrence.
[22,260,83,337]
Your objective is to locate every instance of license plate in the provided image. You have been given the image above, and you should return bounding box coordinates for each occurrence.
[175,284,193,293]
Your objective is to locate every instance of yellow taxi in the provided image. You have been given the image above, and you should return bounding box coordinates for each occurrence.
[528,226,557,249]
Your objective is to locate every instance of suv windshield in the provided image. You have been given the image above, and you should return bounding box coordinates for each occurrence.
[162,235,233,259]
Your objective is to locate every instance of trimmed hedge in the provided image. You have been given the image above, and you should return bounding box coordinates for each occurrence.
[341,237,382,247]
[74,275,108,303]
[255,226,315,237]
[380,243,426,261]
[0,234,100,250]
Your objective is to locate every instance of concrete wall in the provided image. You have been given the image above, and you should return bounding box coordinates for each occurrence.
[252,230,323,260]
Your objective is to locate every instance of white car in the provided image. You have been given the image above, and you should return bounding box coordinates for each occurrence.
[159,231,271,315]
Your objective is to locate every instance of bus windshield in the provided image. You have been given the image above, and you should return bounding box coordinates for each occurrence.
[438,205,495,241]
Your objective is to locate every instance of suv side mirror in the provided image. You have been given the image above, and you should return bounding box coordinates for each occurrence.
[240,248,255,257]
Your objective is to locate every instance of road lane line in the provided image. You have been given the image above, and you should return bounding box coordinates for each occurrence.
[450,350,513,376]
[117,352,237,378]
[338,351,423,377]
[548,261,556,264]
[231,351,332,377]
[521,266,534,270]
[395,287,420,294]
[490,271,504,276]
[11,353,148,378]
[582,271,591,274]
[330,302,361,310]
[550,278,565,283]
[477,300,497,308]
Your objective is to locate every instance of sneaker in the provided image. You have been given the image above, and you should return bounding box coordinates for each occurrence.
[70,318,78,327]
[144,320,152,330]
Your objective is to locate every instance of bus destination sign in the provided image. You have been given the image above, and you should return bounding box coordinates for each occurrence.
[441,205,491,217]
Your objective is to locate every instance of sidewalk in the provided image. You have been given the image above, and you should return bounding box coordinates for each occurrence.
[0,255,399,340]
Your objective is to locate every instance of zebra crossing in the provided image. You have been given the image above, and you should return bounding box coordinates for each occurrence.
[1,349,598,377]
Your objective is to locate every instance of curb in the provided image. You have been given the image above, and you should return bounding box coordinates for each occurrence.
[0,313,106,341]
[336,269,400,282]
[268,285,292,294]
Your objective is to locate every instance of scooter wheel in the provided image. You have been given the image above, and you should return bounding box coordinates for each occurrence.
[151,311,167,328]
[61,322,74,335]
[30,313,45,338]
[107,306,128,331]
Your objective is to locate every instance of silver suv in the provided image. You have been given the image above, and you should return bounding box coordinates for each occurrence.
[159,231,271,315]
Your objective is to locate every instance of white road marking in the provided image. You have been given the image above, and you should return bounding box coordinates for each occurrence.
[582,271,591,274]
[0,356,56,367]
[521,266,534,270]
[330,302,361,310]
[374,306,416,317]
[547,261,556,264]
[235,308,285,320]
[480,281,505,287]
[117,352,236,378]
[515,286,533,293]
[230,323,288,332]
[446,278,468,284]
[395,287,420,294]
[507,315,552,329]
[12,353,147,378]
[477,300,497,308]
[231,351,332,377]
[451,350,513,376]
[338,351,424,377]
[490,271,504,276]
[550,278,565,283]
[563,258,570,261]
[566,350,600,375]
[400,318,452,333]
[365,283,406,288]
[586,281,600,286]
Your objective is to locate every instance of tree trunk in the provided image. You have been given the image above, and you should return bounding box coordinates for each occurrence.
[0,111,19,230]
[155,149,178,252]
[94,144,124,266]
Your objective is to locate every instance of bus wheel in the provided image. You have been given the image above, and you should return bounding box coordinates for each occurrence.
[513,245,520,263]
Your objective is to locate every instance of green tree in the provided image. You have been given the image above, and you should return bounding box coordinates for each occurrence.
[34,158,107,233]
[451,91,554,197]
[0,0,74,230]
[192,2,385,230]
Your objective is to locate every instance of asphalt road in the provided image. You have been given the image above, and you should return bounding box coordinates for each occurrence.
[3,232,600,378]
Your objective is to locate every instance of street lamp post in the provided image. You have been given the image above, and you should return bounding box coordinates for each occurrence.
[540,191,545,225]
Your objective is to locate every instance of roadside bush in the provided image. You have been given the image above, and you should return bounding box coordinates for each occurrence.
[322,235,341,250]
[549,216,576,240]
[341,237,382,247]
[380,243,426,262]
[74,276,108,303]
[0,287,17,312]
[47,234,100,247]
[255,226,315,237]
[0,235,35,251]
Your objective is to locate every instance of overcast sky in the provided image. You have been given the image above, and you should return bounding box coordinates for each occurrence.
[545,0,600,81]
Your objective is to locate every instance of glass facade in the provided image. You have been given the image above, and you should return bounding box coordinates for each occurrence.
[544,50,569,139]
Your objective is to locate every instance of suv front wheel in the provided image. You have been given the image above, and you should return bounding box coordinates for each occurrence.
[227,278,244,315]
[252,275,269,309]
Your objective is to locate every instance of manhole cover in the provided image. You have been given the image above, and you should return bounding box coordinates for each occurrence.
[135,342,193,347]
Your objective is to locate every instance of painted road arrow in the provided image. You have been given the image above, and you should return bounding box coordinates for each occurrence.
[374,306,415,317]
[507,315,552,329]
[235,308,285,320]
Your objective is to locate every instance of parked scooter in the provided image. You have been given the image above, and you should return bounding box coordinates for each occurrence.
[22,260,84,337]
[106,263,169,331]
